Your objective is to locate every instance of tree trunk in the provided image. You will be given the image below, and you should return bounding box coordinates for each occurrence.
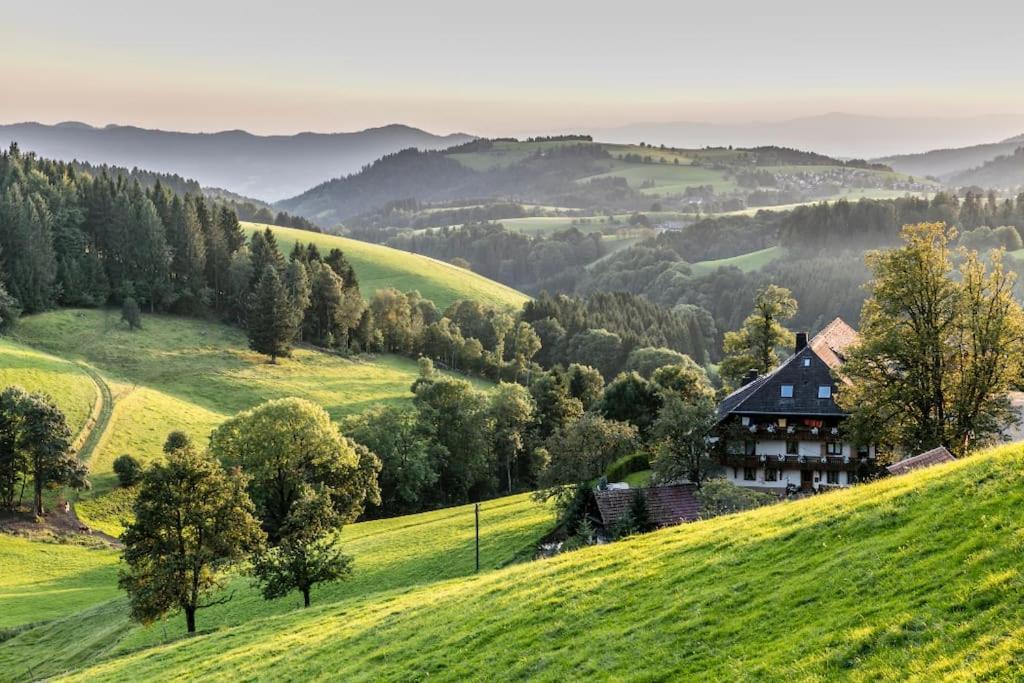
[302,588,311,608]
[33,475,43,517]
[185,606,197,633]
[506,455,513,495]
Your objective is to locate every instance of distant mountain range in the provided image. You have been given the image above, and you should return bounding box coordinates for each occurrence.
[0,122,474,201]
[594,113,1024,160]
[878,134,1024,181]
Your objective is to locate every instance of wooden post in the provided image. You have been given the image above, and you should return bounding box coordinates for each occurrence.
[475,503,480,573]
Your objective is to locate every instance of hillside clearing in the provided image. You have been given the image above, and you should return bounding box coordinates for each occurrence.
[242,222,529,311]
[9,309,489,535]
[688,246,783,276]
[16,443,1024,680]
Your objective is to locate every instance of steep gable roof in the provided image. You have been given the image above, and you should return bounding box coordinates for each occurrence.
[810,317,859,370]
[717,318,858,419]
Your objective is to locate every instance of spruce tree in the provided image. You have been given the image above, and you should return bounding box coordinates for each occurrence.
[247,265,298,362]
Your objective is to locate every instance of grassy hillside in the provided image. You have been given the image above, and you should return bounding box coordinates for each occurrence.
[243,222,529,311]
[688,246,783,276]
[36,443,1024,681]
[0,493,551,681]
[9,309,488,536]
[0,340,97,435]
[0,535,119,631]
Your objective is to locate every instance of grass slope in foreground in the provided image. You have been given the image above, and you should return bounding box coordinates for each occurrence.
[242,222,529,311]
[0,493,550,681]
[59,444,1024,681]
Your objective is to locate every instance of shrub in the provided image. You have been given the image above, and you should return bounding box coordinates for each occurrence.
[605,452,651,483]
[696,478,776,518]
[113,454,143,487]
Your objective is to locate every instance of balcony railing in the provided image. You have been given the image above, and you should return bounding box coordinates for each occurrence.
[719,453,866,471]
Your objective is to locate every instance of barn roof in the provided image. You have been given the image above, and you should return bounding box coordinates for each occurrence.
[886,446,956,476]
[593,484,701,528]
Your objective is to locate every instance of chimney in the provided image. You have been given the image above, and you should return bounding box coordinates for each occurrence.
[742,369,758,386]
[795,332,808,353]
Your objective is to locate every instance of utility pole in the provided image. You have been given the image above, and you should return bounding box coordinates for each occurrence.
[475,502,480,573]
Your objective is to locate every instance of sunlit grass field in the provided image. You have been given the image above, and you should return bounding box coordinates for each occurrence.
[242,222,529,311]
[46,444,1024,681]
[0,340,97,435]
[0,493,551,681]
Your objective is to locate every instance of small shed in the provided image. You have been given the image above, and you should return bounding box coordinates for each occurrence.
[885,446,956,476]
[592,484,701,530]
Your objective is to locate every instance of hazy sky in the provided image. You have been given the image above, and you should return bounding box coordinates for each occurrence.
[4,0,1023,136]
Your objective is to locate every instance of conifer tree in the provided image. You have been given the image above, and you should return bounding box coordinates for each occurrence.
[247,265,298,362]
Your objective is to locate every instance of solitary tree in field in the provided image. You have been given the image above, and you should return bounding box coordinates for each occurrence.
[119,442,264,634]
[840,223,1024,457]
[247,265,299,362]
[250,489,352,608]
[719,284,798,388]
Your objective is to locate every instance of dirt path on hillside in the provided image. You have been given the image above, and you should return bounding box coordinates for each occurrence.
[1,364,124,546]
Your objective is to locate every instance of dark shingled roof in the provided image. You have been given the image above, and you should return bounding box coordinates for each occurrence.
[717,318,858,419]
[886,446,956,476]
[593,484,700,528]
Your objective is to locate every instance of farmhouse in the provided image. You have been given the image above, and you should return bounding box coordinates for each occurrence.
[713,318,876,492]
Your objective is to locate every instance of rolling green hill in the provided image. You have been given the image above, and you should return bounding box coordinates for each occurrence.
[0,493,550,681]
[7,309,490,536]
[242,222,529,311]
[278,139,931,227]
[4,441,1023,680]
[0,340,98,435]
[688,246,783,276]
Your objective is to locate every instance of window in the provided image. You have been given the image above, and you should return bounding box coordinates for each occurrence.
[777,418,787,428]
[744,440,756,456]
[857,444,870,458]
[826,471,840,485]
[826,442,842,455]
[743,467,757,481]
[786,440,799,455]
[765,468,778,482]
[818,385,832,399]
[803,358,811,367]
[780,385,794,398]
[741,416,750,426]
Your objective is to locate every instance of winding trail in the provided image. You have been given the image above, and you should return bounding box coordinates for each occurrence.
[73,363,114,465]
[62,363,121,546]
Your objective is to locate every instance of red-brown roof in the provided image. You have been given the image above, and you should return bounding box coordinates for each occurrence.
[593,484,701,528]
[809,317,859,370]
[886,446,956,476]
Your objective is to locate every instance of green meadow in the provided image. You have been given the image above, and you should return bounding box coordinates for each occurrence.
[242,222,529,311]
[0,493,551,681]
[688,246,784,276]
[8,309,489,536]
[3,443,1021,680]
